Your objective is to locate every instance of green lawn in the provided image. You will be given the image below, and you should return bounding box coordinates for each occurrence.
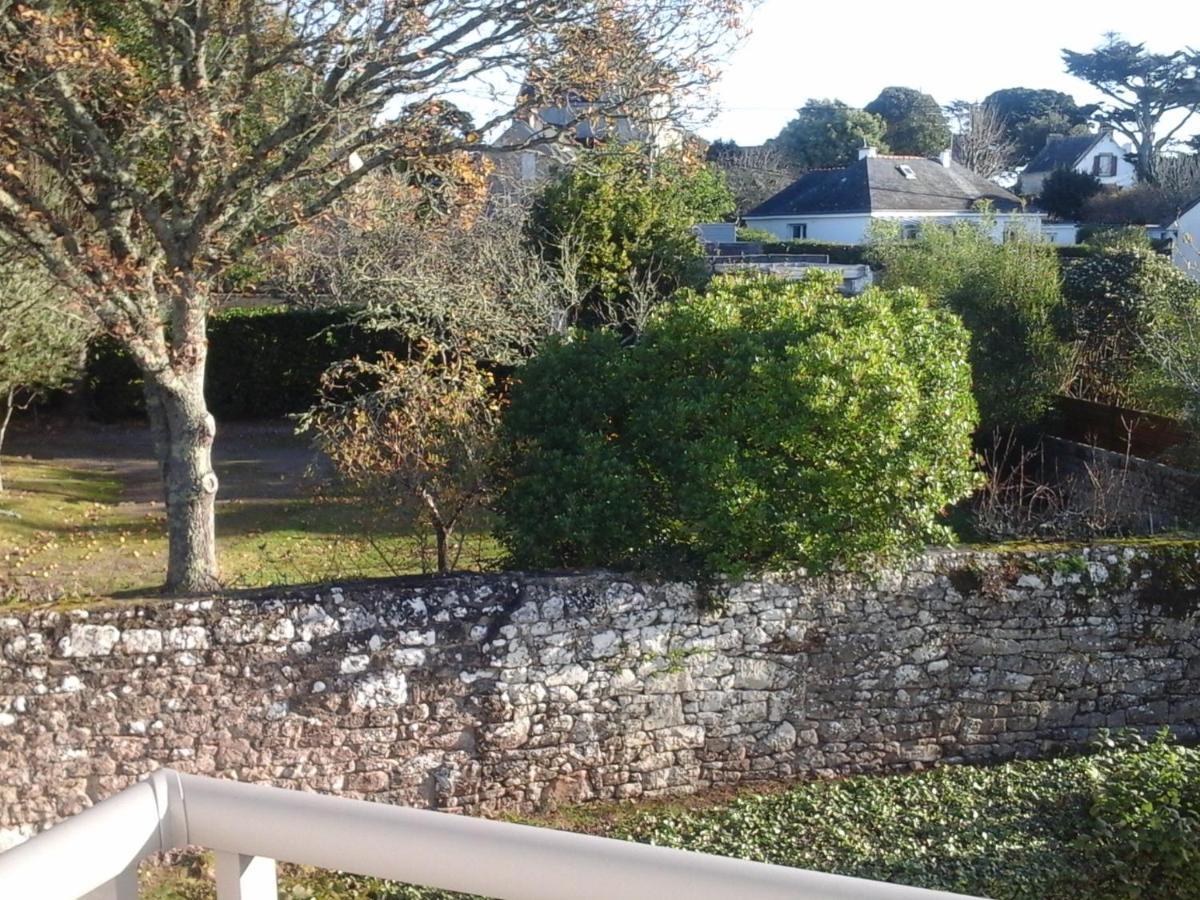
[140,737,1200,900]
[0,458,502,603]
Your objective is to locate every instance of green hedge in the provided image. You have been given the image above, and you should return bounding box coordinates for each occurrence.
[84,306,405,421]
[759,239,867,264]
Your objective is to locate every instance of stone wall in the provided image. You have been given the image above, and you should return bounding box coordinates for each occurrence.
[1046,437,1200,532]
[2,545,1199,846]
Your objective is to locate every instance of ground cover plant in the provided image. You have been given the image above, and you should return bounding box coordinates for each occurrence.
[141,733,1200,900]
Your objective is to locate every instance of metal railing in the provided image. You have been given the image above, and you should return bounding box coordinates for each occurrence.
[0,770,983,900]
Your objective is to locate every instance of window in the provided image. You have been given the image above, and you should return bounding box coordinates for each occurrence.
[1092,153,1117,178]
[790,223,807,239]
[896,164,917,180]
[901,222,920,240]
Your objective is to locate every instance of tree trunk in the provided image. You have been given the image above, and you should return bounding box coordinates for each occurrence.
[434,522,452,575]
[143,353,221,594]
[0,386,14,493]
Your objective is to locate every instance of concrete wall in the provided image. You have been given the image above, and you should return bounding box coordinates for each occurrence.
[2,546,1199,847]
[1174,202,1200,282]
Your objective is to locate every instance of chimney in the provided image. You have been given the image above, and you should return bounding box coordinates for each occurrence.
[938,148,953,168]
[1046,133,1065,144]
[858,146,877,160]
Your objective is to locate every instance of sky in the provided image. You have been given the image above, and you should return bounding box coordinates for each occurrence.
[700,0,1200,146]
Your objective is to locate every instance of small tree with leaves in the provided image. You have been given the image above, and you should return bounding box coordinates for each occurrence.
[528,145,734,330]
[300,351,499,574]
[0,0,744,591]
[0,259,91,490]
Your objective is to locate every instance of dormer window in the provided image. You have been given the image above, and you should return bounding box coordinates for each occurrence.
[896,164,917,180]
[1092,153,1118,178]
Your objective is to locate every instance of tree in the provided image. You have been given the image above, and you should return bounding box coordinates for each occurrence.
[708,142,797,213]
[865,87,952,158]
[1157,153,1200,212]
[301,351,499,575]
[946,101,1018,178]
[1063,36,1200,183]
[496,273,980,578]
[0,0,744,592]
[770,99,889,170]
[0,259,91,489]
[1081,184,1177,226]
[867,218,1071,431]
[1040,169,1104,221]
[278,183,565,365]
[527,145,734,329]
[983,87,1095,165]
[1062,247,1200,409]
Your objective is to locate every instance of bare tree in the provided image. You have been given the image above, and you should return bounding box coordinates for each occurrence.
[710,144,797,212]
[1158,152,1200,213]
[0,0,745,591]
[946,101,1018,180]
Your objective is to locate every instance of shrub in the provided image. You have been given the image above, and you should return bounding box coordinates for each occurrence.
[1080,731,1200,898]
[867,219,1071,430]
[527,146,735,328]
[1039,169,1104,221]
[1061,247,1200,412]
[735,226,777,243]
[299,351,499,574]
[497,273,980,578]
[1083,184,1177,226]
[760,240,867,264]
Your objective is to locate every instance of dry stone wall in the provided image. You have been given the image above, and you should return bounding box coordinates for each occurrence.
[2,545,1199,846]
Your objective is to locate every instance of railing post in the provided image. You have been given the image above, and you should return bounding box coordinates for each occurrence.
[215,850,278,900]
[81,860,139,899]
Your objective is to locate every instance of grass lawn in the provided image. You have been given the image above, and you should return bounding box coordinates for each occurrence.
[0,457,502,603]
[138,738,1200,900]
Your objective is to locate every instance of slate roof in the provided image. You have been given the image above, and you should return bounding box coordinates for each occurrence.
[1023,134,1103,175]
[745,156,1024,217]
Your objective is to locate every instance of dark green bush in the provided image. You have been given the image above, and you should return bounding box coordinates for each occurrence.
[497,273,980,577]
[85,306,405,420]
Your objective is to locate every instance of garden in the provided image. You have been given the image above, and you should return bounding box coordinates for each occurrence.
[3,4,1200,897]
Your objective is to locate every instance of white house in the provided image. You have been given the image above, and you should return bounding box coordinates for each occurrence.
[1018,131,1137,196]
[1170,195,1200,281]
[487,88,683,186]
[742,148,1042,245]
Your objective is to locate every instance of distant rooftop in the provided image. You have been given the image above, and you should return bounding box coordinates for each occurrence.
[746,155,1023,218]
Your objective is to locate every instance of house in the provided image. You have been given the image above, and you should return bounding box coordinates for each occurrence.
[1170,195,1200,281]
[487,88,683,187]
[1018,131,1137,196]
[742,148,1042,245]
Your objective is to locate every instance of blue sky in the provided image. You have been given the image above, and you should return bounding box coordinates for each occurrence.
[701,0,1200,145]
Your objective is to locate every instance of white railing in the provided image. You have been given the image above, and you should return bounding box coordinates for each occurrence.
[0,770,984,900]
